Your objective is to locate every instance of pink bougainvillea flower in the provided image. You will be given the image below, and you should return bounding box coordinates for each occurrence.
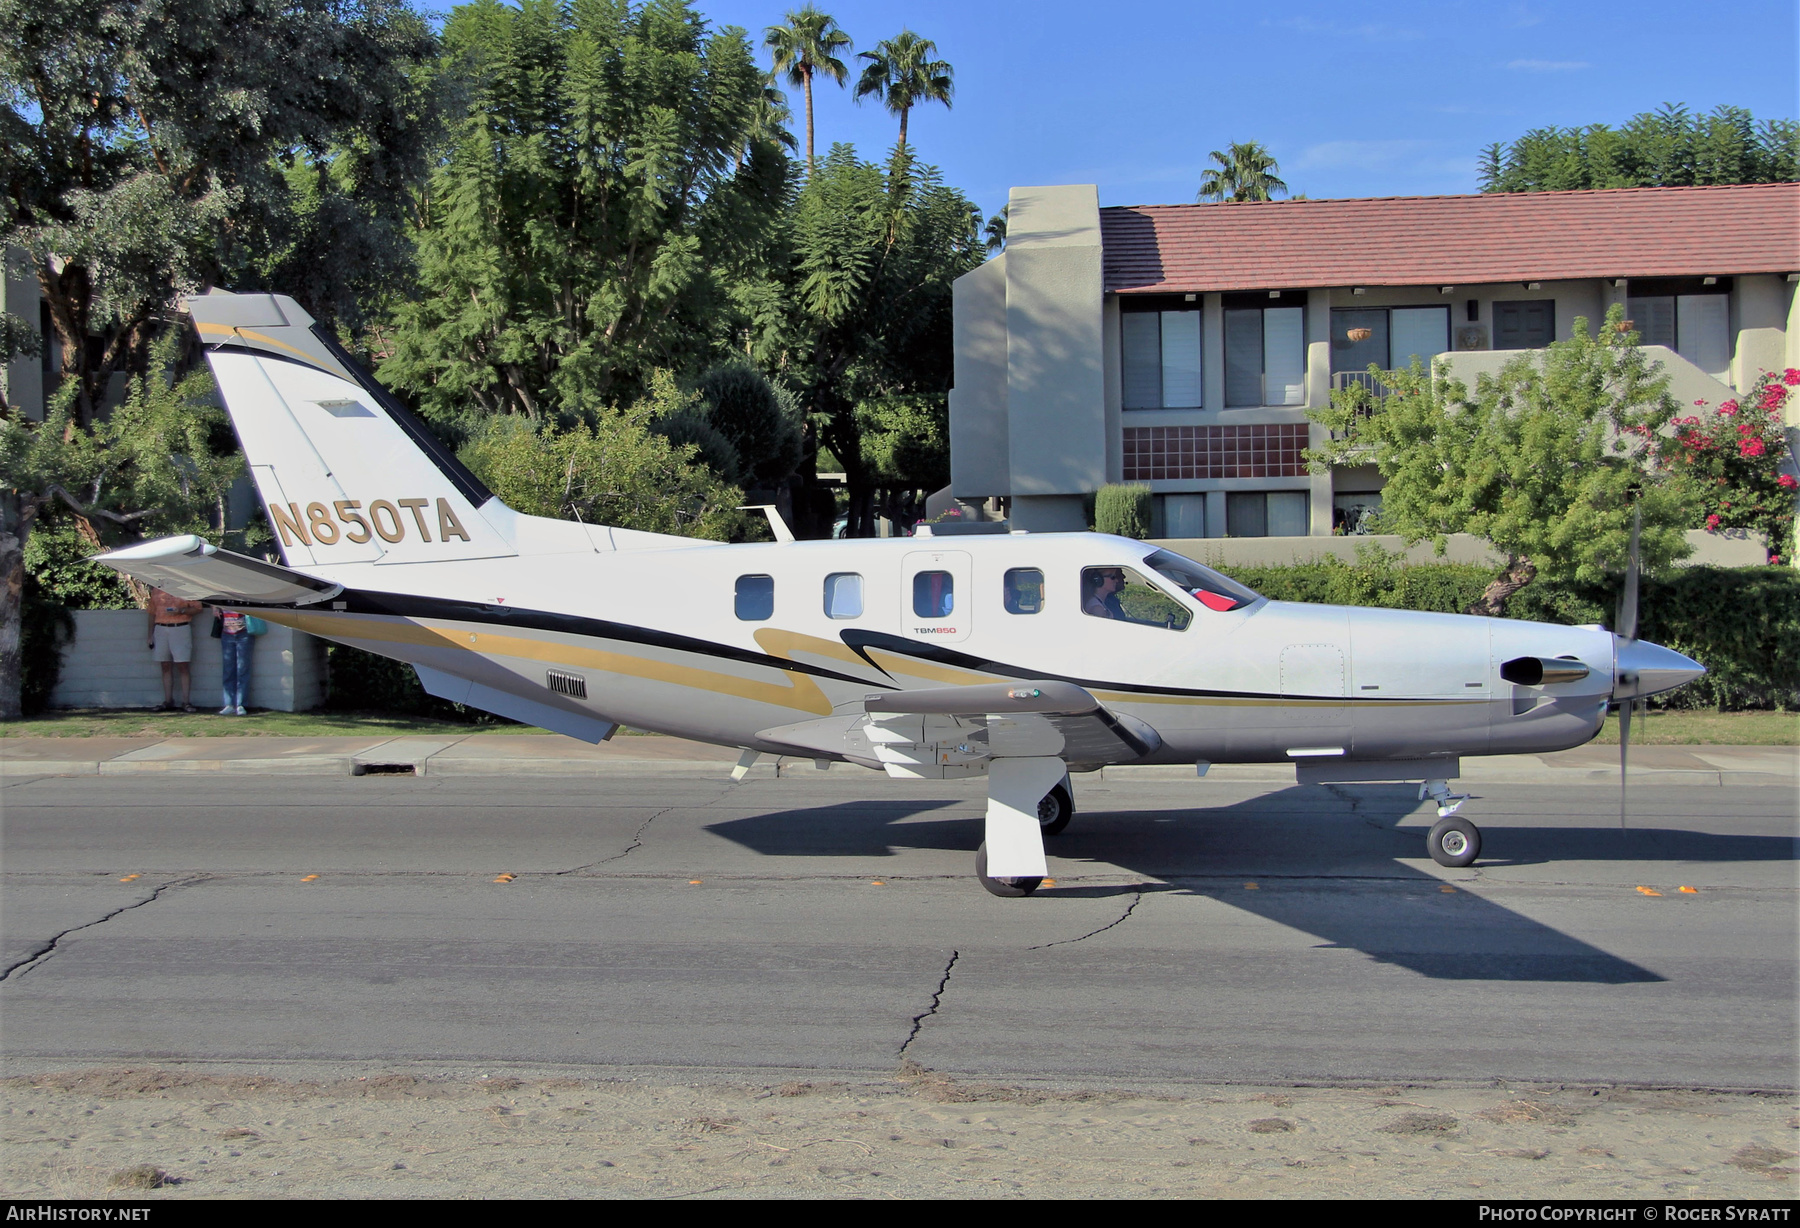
[1779,473,1798,489]
[1784,368,1800,386]
[1705,513,1722,530]
[1740,438,1767,458]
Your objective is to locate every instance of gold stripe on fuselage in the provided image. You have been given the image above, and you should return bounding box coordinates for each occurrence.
[269,611,835,715]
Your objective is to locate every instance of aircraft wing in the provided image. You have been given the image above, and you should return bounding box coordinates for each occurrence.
[758,680,1163,775]
[94,535,342,606]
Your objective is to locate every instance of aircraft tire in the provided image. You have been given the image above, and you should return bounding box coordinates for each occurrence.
[1038,782,1074,836]
[1427,815,1481,868]
[975,841,1042,897]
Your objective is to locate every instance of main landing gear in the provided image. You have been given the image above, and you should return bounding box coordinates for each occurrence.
[1420,779,1481,867]
[975,760,1070,897]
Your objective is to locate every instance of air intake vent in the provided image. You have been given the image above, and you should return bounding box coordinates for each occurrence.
[547,669,588,699]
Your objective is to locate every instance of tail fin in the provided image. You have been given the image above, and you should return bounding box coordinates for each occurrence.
[186,291,518,570]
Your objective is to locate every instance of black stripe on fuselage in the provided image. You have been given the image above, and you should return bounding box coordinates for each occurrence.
[220,591,1461,708]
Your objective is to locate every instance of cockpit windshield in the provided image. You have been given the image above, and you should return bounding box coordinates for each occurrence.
[1143,549,1263,613]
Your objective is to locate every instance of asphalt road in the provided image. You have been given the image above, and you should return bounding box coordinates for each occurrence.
[2,769,1794,1090]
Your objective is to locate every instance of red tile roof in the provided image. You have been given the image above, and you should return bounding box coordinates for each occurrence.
[1100,183,1800,294]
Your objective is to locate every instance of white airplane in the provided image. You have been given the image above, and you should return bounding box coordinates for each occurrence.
[99,292,1706,896]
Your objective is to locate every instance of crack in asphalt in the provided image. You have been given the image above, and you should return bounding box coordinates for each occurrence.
[1,876,204,983]
[898,950,959,1058]
[1029,887,1144,950]
[560,783,739,874]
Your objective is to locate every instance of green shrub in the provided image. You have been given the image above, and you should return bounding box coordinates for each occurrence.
[1095,484,1152,538]
[324,644,516,724]
[20,582,74,716]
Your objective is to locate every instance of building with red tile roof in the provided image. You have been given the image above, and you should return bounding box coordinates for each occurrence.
[949,183,1799,543]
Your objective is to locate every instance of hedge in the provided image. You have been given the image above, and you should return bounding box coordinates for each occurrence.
[1216,555,1800,711]
[324,643,517,725]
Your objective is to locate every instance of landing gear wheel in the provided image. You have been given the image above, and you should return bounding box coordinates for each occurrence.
[975,841,1042,897]
[1037,781,1074,836]
[1427,815,1481,868]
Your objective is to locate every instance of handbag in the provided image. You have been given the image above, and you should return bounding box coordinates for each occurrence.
[245,615,269,636]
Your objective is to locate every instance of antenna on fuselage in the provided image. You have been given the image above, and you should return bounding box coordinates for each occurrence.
[738,505,795,543]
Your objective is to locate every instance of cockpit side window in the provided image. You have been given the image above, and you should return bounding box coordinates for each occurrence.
[1143,548,1262,612]
[1080,566,1191,630]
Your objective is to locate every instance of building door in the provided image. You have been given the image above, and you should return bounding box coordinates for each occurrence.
[1493,300,1555,349]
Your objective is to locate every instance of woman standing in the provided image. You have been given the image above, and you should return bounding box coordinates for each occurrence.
[214,607,256,716]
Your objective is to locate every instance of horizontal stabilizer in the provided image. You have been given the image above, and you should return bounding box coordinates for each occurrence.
[95,535,341,606]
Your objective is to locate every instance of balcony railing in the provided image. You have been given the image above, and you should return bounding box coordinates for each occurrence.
[1331,370,1393,400]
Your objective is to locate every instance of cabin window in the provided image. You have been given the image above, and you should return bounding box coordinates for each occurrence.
[1079,565,1191,630]
[912,570,954,619]
[735,574,774,621]
[823,572,863,619]
[1003,568,1044,614]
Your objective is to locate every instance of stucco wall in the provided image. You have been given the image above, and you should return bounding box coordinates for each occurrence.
[949,255,1010,498]
[1153,529,1766,570]
[1004,185,1105,498]
[49,609,327,711]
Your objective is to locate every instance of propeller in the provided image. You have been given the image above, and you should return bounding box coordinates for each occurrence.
[1613,507,1642,831]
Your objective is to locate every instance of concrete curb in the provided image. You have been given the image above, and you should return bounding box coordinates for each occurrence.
[3,737,1792,785]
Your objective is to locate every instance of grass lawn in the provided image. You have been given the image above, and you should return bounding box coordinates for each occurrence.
[5,707,1794,745]
[1590,708,1796,746]
[0,709,544,739]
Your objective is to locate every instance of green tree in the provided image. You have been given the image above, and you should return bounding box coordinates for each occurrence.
[853,30,953,150]
[1307,305,1694,617]
[785,144,982,535]
[1480,103,1799,192]
[1196,141,1287,203]
[0,0,438,424]
[983,203,1007,253]
[457,371,746,540]
[764,6,852,173]
[1,333,241,717]
[379,0,786,427]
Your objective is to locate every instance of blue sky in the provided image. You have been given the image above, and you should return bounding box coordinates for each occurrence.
[693,0,1799,219]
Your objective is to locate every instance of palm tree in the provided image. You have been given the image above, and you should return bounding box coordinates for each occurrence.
[984,204,1007,253]
[764,7,853,173]
[853,29,953,149]
[1195,142,1288,202]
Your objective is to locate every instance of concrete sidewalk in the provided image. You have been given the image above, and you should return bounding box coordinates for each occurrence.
[1,732,1792,785]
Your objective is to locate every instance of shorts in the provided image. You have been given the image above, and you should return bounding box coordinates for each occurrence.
[152,623,193,663]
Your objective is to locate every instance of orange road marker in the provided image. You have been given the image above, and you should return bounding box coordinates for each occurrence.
[1440,885,1457,893]
[119,874,141,883]
[493,873,515,883]
[1041,879,1056,887]
[1244,882,1259,890]
[1636,885,1662,896]
[688,879,703,885]
[870,880,885,886]
[300,875,320,882]
[1678,885,1698,893]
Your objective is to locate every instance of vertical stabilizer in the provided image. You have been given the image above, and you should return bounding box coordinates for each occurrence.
[185,291,517,570]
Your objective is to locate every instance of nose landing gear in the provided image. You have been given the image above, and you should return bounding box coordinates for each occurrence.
[1427,814,1482,868]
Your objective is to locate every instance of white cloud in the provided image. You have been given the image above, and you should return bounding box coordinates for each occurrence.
[1278,16,1425,42]
[1293,140,1438,172]
[1505,58,1590,72]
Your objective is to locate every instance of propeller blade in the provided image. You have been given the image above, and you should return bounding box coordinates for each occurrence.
[1617,507,1641,643]
[1618,698,1633,831]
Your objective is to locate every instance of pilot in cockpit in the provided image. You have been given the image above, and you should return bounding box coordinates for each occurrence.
[1081,567,1128,620]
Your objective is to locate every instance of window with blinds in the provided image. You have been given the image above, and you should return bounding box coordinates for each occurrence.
[1225,306,1306,407]
[1627,291,1730,378]
[1122,306,1203,408]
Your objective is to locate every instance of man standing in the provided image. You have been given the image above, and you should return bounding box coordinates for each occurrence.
[146,587,204,711]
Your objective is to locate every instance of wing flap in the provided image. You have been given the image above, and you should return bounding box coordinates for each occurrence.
[95,534,341,605]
